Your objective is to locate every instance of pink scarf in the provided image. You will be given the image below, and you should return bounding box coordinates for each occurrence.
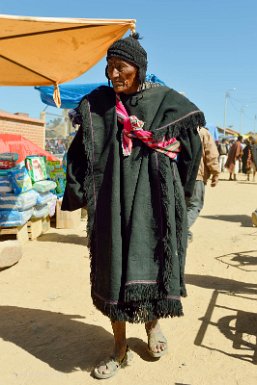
[116,96,181,159]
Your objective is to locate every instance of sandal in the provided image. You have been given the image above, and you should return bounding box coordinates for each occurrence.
[93,347,133,379]
[147,329,168,358]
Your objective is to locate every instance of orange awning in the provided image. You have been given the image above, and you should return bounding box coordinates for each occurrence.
[0,14,136,106]
[0,133,60,162]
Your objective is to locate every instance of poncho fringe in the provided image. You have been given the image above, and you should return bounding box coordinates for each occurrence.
[158,157,187,297]
[152,110,206,141]
[92,293,184,323]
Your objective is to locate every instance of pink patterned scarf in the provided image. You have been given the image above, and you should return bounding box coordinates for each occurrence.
[116,95,181,159]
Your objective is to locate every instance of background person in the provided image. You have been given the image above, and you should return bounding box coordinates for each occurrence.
[249,136,257,181]
[242,138,253,181]
[217,137,229,172]
[225,135,243,181]
[186,126,220,242]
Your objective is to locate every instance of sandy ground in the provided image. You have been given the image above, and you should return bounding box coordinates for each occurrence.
[0,171,256,385]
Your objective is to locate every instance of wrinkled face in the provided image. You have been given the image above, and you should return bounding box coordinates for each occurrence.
[107,57,140,94]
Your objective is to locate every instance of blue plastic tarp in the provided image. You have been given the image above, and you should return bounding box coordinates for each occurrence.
[35,74,166,109]
[205,124,219,141]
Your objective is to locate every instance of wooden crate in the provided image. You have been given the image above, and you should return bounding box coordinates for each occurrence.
[55,199,81,229]
[27,216,50,240]
[0,223,29,243]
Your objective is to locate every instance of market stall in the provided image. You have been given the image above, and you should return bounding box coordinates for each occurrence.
[0,14,135,249]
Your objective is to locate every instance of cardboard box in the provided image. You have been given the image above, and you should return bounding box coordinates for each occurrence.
[55,199,81,229]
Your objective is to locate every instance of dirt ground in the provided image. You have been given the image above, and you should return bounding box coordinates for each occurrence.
[0,171,256,385]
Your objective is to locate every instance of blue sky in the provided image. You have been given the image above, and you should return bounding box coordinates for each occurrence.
[1,0,257,134]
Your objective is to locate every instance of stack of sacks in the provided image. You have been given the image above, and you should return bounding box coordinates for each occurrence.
[32,180,57,218]
[0,189,37,227]
[0,153,58,228]
[25,156,57,219]
[0,158,37,227]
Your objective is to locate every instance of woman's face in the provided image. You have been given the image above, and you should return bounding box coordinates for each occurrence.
[107,57,140,94]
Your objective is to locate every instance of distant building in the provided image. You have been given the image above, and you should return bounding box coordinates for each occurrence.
[217,126,240,137]
[0,110,45,148]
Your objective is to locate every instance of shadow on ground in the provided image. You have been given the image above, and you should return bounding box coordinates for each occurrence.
[0,306,112,373]
[201,214,252,227]
[186,274,257,298]
[187,274,257,364]
[36,232,88,246]
[216,250,257,272]
[0,306,158,373]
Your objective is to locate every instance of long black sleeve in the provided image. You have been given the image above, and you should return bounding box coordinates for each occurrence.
[61,125,87,211]
[177,127,202,197]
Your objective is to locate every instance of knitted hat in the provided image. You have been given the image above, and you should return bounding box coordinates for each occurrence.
[106,33,148,83]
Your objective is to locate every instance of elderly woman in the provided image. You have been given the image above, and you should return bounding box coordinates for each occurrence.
[62,33,204,379]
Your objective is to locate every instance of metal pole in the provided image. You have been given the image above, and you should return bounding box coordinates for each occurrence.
[223,92,228,136]
[223,88,236,136]
[240,108,243,133]
[240,105,248,133]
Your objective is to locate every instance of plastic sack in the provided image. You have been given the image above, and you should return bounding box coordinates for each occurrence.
[0,208,33,227]
[0,189,38,211]
[47,160,66,197]
[0,160,17,169]
[32,204,49,219]
[0,176,13,194]
[33,180,57,193]
[25,155,48,183]
[0,152,19,161]
[0,162,25,177]
[35,191,56,206]
[8,166,33,195]
[47,194,57,217]
[54,177,66,197]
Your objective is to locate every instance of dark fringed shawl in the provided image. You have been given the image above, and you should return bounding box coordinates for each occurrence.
[62,85,204,323]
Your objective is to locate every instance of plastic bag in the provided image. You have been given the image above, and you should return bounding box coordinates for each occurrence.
[32,204,49,219]
[0,208,33,227]
[8,166,33,195]
[0,189,38,211]
[33,180,57,193]
[0,162,25,177]
[35,191,56,206]
[47,194,57,217]
[0,176,13,194]
[25,155,48,183]
[0,152,19,161]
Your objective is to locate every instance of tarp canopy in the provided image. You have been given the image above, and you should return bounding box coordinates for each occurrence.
[205,124,219,141]
[35,74,166,109]
[0,133,59,163]
[36,83,108,109]
[0,14,135,106]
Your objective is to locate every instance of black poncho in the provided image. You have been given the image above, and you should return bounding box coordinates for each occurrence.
[62,84,205,323]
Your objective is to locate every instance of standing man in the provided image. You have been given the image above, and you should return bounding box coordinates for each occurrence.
[225,135,243,180]
[217,138,229,172]
[186,126,220,242]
